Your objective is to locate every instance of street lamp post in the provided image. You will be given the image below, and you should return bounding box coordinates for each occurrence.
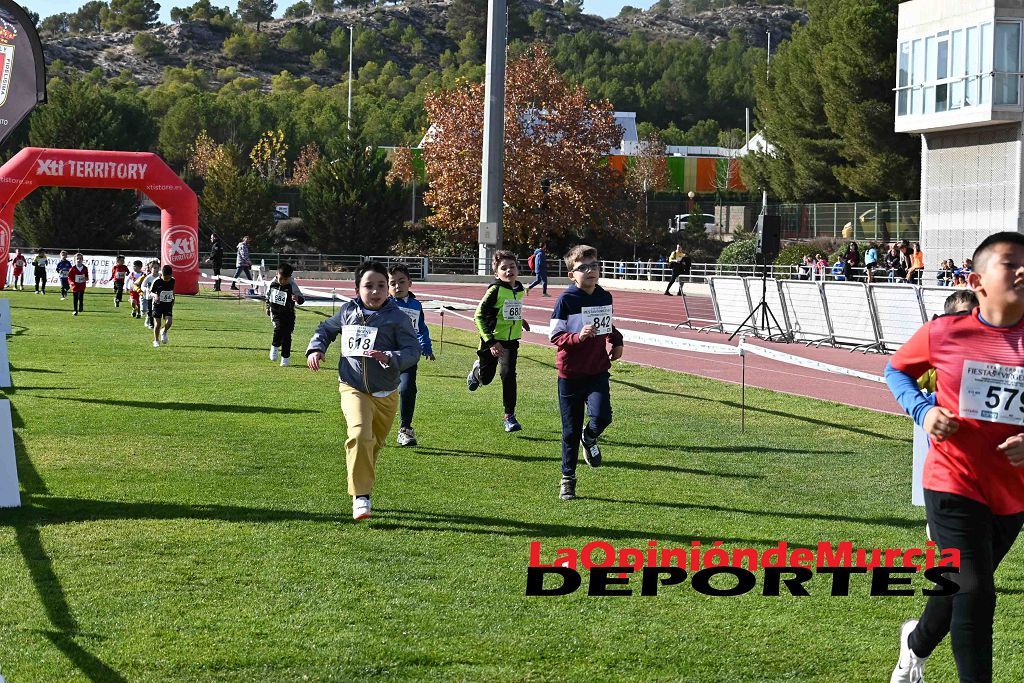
[347,25,353,130]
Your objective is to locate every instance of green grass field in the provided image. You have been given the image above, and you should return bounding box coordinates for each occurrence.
[1,290,1023,682]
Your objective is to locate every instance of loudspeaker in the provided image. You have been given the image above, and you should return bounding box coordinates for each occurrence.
[756,214,781,259]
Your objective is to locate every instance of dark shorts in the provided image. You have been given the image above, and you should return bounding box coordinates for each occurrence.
[153,303,174,318]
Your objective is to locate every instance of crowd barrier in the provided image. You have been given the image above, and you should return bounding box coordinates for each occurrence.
[703,277,962,353]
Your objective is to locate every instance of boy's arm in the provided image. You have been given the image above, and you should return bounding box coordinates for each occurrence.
[884,361,935,427]
[609,325,624,349]
[291,281,305,305]
[474,285,499,344]
[392,314,423,371]
[306,309,346,356]
[416,305,433,356]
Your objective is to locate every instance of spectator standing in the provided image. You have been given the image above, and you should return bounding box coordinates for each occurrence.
[814,253,827,281]
[864,242,880,283]
[798,255,814,280]
[210,233,225,292]
[231,235,252,290]
[843,241,860,282]
[886,243,907,282]
[906,242,925,284]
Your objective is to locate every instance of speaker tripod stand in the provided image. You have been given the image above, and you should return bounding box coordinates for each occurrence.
[728,252,788,342]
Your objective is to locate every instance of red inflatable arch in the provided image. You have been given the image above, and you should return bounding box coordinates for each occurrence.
[0,147,200,293]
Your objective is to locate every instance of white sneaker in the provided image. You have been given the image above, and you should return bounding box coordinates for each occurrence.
[280,357,290,367]
[72,311,78,316]
[396,426,417,447]
[890,619,926,683]
[270,345,280,361]
[153,340,160,348]
[161,332,168,344]
[352,496,371,520]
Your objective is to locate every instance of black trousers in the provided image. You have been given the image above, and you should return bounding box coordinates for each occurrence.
[72,290,84,312]
[272,312,295,358]
[474,339,519,415]
[909,490,1024,682]
[665,263,683,294]
[113,280,124,303]
[212,258,223,291]
[34,267,46,292]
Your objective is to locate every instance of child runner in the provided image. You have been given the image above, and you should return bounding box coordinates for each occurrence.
[305,261,421,520]
[388,264,435,447]
[549,245,624,500]
[141,261,159,329]
[466,250,530,432]
[885,232,1024,683]
[68,253,88,316]
[128,260,144,319]
[10,249,25,290]
[150,265,175,347]
[32,249,47,294]
[55,251,72,300]
[110,255,129,308]
[266,262,305,367]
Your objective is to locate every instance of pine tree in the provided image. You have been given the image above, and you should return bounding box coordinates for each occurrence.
[236,0,275,32]
[100,0,161,31]
[199,145,275,247]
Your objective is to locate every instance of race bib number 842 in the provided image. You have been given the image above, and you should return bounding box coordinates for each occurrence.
[341,325,378,357]
[959,360,1024,426]
[581,305,613,336]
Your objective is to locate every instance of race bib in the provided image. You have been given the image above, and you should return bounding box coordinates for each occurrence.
[581,305,614,336]
[402,306,420,332]
[502,298,523,321]
[959,360,1024,426]
[267,289,288,306]
[115,272,125,281]
[74,274,86,283]
[159,290,174,303]
[341,325,378,357]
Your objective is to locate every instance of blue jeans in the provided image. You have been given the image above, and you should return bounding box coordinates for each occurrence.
[233,266,252,283]
[558,372,613,477]
[399,363,418,428]
[527,269,548,294]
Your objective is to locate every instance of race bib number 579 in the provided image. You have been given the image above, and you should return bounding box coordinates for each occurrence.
[960,360,1024,426]
[341,325,378,357]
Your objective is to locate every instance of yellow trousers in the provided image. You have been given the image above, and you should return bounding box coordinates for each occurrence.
[339,383,399,496]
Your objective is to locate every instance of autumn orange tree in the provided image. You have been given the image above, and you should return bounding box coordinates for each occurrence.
[421,45,623,250]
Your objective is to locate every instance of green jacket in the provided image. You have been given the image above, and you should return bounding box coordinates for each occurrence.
[475,279,525,343]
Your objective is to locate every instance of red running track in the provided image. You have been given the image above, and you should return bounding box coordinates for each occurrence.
[296,279,900,415]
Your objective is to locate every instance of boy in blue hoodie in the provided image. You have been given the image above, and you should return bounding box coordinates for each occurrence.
[549,245,624,500]
[55,251,72,301]
[306,261,421,521]
[388,264,435,447]
[526,246,549,297]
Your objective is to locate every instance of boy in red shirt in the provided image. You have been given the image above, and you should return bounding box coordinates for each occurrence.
[110,255,129,309]
[10,249,25,290]
[886,232,1024,683]
[68,253,88,316]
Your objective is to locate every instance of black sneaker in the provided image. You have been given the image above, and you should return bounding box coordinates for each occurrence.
[466,360,480,391]
[559,476,576,500]
[503,414,522,432]
[581,428,602,467]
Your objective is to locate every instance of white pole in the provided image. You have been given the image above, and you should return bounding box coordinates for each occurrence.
[347,26,353,130]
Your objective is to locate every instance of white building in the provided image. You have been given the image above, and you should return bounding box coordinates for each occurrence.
[897,0,1024,265]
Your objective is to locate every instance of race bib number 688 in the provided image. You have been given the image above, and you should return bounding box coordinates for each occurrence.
[959,360,1024,426]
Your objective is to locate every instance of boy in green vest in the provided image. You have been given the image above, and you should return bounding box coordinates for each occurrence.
[467,249,531,432]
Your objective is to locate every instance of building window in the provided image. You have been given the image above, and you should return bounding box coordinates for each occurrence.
[981,22,993,105]
[967,25,979,106]
[951,29,964,109]
[898,42,910,116]
[995,21,1021,105]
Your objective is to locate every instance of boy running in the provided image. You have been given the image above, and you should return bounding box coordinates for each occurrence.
[141,261,159,329]
[306,261,421,520]
[466,250,530,432]
[886,232,1024,683]
[110,255,129,308]
[149,265,175,347]
[10,249,25,290]
[128,260,144,319]
[266,262,305,367]
[55,251,72,300]
[68,253,88,316]
[32,249,47,294]
[388,264,435,447]
[549,245,624,500]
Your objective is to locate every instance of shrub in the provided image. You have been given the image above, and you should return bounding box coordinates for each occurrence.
[716,239,756,274]
[132,33,166,58]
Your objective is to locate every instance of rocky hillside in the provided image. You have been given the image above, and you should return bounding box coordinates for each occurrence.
[43,0,806,87]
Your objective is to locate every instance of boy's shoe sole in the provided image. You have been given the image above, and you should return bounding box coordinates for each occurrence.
[467,361,480,391]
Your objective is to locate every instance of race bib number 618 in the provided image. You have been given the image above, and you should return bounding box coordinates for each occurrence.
[959,360,1024,426]
[341,325,378,357]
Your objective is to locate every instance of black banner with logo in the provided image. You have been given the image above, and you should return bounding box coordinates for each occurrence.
[0,1,44,146]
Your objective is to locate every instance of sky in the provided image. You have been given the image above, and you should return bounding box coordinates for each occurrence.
[24,0,634,24]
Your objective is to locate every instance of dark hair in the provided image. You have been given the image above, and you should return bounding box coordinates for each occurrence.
[564,245,599,271]
[973,232,1024,269]
[161,264,173,277]
[132,260,143,268]
[355,260,388,287]
[389,264,411,279]
[491,249,517,272]
[115,255,125,262]
[278,262,294,277]
[943,289,978,315]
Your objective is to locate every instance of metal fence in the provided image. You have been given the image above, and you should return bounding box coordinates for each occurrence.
[769,200,921,243]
